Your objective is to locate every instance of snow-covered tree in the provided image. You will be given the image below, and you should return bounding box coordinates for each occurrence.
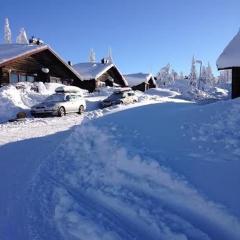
[4,18,11,43]
[156,64,175,86]
[89,49,96,63]
[179,72,184,80]
[171,69,178,81]
[199,65,207,90]
[16,28,29,44]
[107,47,113,63]
[218,70,231,84]
[205,62,215,85]
[189,56,197,87]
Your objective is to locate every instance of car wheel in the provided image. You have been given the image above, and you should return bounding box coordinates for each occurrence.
[78,105,84,114]
[58,107,65,117]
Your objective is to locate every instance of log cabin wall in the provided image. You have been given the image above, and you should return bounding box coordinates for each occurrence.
[232,68,240,98]
[149,78,156,88]
[132,82,148,92]
[0,49,80,86]
[0,68,8,86]
[73,79,96,92]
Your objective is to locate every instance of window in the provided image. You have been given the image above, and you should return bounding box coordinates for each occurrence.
[27,76,34,82]
[10,73,18,83]
[19,74,26,82]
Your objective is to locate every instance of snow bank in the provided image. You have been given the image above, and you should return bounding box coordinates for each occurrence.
[0,82,65,122]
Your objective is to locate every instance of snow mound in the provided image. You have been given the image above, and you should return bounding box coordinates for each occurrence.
[145,88,180,98]
[0,85,28,121]
[0,82,65,122]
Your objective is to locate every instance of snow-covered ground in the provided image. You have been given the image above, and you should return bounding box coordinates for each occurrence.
[0,82,239,240]
[158,79,230,102]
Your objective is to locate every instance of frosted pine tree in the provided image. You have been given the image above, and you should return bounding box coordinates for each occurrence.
[171,69,178,81]
[16,28,29,44]
[4,18,11,43]
[189,56,197,87]
[89,49,96,63]
[218,70,231,84]
[206,62,215,86]
[199,65,207,90]
[107,47,113,63]
[156,64,172,86]
[179,72,184,80]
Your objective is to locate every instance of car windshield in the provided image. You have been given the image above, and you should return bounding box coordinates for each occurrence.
[45,94,65,102]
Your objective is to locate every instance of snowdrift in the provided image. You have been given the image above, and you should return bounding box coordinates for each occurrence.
[0,82,64,122]
[30,98,240,240]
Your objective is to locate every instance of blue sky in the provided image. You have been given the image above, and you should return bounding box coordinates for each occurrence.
[1,0,240,75]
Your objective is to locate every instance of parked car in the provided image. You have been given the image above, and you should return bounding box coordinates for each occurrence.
[101,89,138,108]
[31,92,86,117]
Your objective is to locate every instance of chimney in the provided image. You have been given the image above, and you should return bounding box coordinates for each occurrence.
[29,36,44,45]
[101,58,109,64]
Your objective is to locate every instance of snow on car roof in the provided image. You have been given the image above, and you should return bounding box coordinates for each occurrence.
[55,86,83,94]
[0,43,47,66]
[73,62,114,80]
[124,73,155,87]
[217,30,240,69]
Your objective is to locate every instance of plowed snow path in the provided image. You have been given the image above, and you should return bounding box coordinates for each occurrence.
[0,114,84,146]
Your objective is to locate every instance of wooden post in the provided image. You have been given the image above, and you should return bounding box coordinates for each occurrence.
[232,68,240,98]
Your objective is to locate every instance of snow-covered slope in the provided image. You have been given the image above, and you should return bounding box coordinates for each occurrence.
[27,98,240,240]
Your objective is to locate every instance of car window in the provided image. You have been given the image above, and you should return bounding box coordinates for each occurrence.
[66,95,71,101]
[75,95,82,100]
[70,95,76,101]
[45,94,65,102]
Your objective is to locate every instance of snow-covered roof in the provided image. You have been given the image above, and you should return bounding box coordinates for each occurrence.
[73,62,114,80]
[0,43,47,67]
[124,73,155,87]
[217,31,240,70]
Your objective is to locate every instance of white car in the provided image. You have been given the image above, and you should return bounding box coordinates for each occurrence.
[31,92,86,117]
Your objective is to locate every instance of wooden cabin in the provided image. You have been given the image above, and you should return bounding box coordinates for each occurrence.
[217,31,240,98]
[73,61,128,92]
[124,73,156,92]
[0,43,82,86]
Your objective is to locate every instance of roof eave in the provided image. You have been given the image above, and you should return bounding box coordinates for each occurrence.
[95,63,114,79]
[0,45,48,68]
